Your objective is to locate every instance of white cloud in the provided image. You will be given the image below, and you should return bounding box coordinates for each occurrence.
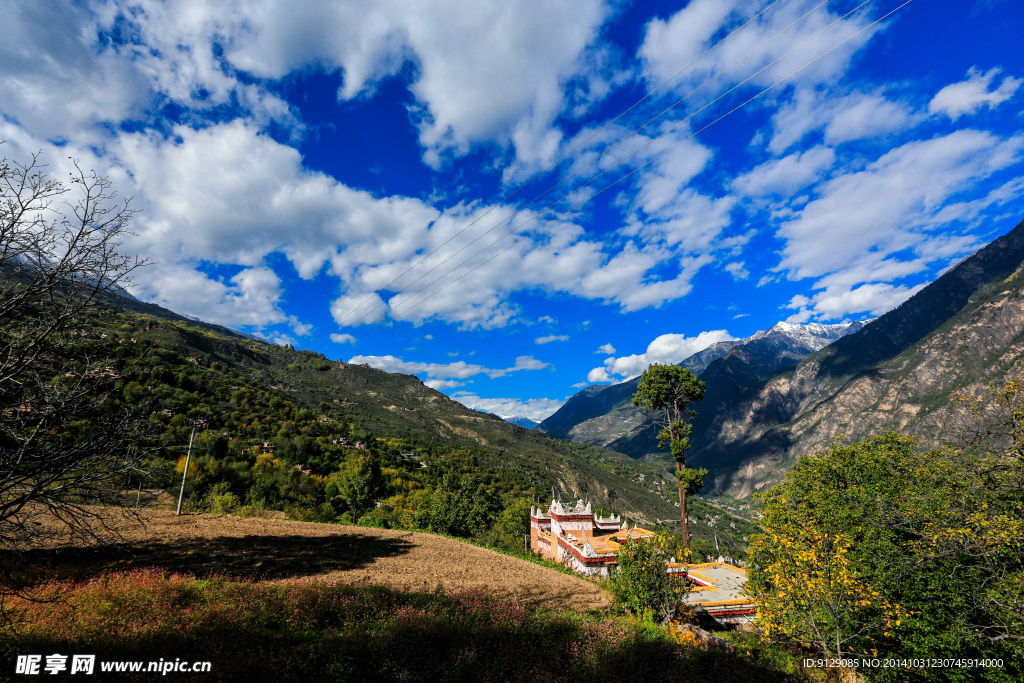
[132,263,292,331]
[733,146,835,197]
[536,334,569,344]
[769,88,920,154]
[929,67,1022,121]
[639,0,879,101]
[611,137,739,307]
[0,1,740,335]
[268,333,296,347]
[587,329,736,383]
[824,93,919,144]
[330,333,356,344]
[113,120,442,332]
[775,130,1024,286]
[0,2,147,144]
[596,343,616,354]
[349,354,549,382]
[15,0,1017,350]
[767,87,821,154]
[537,315,556,324]
[630,134,715,218]
[424,379,465,390]
[724,262,750,280]
[114,0,614,168]
[0,1,304,148]
[1,0,621,169]
[785,282,926,321]
[604,120,745,301]
[769,129,1024,323]
[331,291,390,329]
[120,121,440,275]
[324,193,721,328]
[107,120,716,332]
[451,393,566,422]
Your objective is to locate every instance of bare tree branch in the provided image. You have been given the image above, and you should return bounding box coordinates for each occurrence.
[0,147,152,618]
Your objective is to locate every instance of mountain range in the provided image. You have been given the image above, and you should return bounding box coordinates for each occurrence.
[537,319,866,454]
[540,218,1024,499]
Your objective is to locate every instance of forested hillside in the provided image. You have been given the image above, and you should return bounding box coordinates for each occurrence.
[67,294,755,559]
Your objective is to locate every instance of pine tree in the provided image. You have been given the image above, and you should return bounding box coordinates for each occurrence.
[631,363,706,553]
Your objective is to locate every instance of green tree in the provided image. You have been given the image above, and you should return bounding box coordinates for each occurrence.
[947,380,1024,659]
[427,474,488,537]
[631,363,706,552]
[495,497,532,547]
[329,454,385,522]
[611,536,689,625]
[749,432,1022,679]
[750,503,908,660]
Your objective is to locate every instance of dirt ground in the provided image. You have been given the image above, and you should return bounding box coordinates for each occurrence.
[16,509,612,612]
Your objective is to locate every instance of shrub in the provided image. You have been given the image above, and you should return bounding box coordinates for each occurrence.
[0,569,806,682]
[211,491,241,515]
[611,538,689,625]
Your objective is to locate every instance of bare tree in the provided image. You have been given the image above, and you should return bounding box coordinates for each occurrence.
[0,148,150,565]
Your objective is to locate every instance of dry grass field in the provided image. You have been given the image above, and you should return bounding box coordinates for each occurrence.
[17,508,612,612]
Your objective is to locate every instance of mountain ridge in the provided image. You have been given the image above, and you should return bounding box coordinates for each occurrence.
[503,416,540,429]
[536,218,1024,500]
[536,320,866,456]
[691,218,1024,497]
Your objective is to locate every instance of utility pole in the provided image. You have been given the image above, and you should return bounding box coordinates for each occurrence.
[175,422,199,516]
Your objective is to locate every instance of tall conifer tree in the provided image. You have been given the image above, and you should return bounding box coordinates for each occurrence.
[632,364,706,553]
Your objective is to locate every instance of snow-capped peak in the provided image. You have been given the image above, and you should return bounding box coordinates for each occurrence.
[748,320,868,350]
[503,415,540,429]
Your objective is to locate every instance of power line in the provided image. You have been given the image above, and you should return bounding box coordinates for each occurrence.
[349,0,912,346]
[306,0,789,348]
[322,0,835,339]
[338,0,886,343]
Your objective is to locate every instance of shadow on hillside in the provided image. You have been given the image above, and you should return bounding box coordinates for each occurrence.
[13,532,415,581]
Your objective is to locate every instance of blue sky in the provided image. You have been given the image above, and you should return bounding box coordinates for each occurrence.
[2,0,1022,420]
